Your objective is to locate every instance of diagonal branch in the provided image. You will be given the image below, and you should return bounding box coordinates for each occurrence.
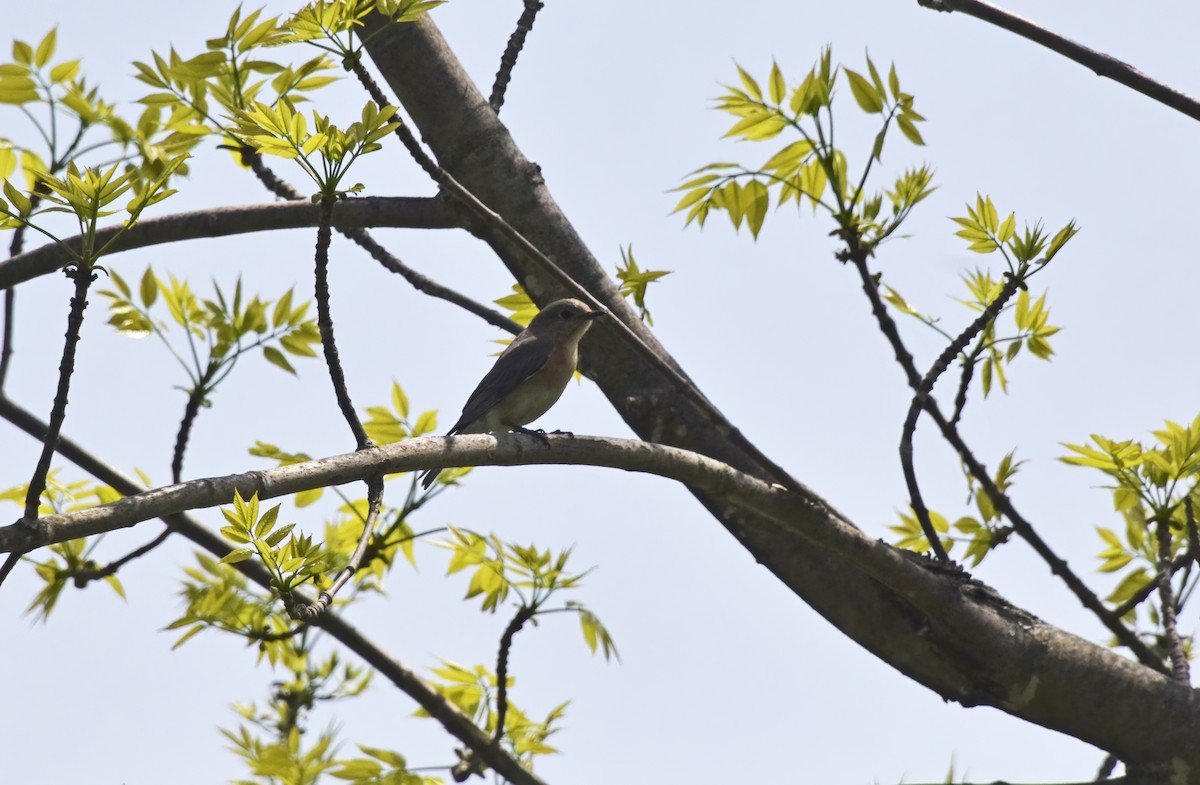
[901,274,1022,562]
[0,394,545,785]
[243,150,518,333]
[849,254,1166,673]
[916,0,1200,123]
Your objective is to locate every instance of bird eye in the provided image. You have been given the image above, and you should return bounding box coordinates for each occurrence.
[559,307,573,320]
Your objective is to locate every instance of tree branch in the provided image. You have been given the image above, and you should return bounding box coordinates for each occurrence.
[916,0,1200,123]
[23,266,97,521]
[1154,517,1189,683]
[849,255,1165,672]
[2,408,1197,764]
[244,150,518,333]
[0,393,545,785]
[0,198,459,290]
[901,274,1022,562]
[494,604,536,745]
[489,0,545,113]
[352,13,1200,770]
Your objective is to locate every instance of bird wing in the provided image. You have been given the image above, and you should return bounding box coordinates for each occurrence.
[446,332,551,435]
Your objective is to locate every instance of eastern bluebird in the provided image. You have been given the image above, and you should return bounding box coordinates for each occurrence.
[420,298,601,488]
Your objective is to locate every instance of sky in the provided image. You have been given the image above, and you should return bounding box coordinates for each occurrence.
[2,1,1199,784]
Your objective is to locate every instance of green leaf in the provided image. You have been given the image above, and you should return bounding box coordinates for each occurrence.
[263,346,296,375]
[844,69,883,113]
[736,64,762,101]
[139,267,158,307]
[897,114,924,145]
[391,381,410,420]
[34,28,56,68]
[768,60,785,104]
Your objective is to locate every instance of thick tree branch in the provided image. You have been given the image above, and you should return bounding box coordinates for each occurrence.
[351,14,1200,770]
[916,0,1200,123]
[2,410,1199,765]
[0,198,458,290]
[0,394,544,785]
[348,37,804,502]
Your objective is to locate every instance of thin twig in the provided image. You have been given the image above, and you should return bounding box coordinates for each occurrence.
[949,353,975,425]
[313,198,370,451]
[171,382,210,483]
[849,254,1167,673]
[301,198,384,619]
[23,265,97,521]
[1111,547,1200,620]
[73,525,172,587]
[244,150,518,333]
[0,286,13,392]
[289,476,384,621]
[489,0,545,113]
[901,275,1022,562]
[1155,517,1190,682]
[0,553,19,586]
[916,0,1200,124]
[493,604,536,745]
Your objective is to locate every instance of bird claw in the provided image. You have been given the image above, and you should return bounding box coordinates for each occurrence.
[515,426,552,446]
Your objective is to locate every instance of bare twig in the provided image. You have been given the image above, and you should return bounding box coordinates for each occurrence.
[1111,548,1200,620]
[172,383,210,484]
[849,254,1166,673]
[73,525,172,587]
[289,476,384,622]
[313,199,371,451]
[244,151,518,333]
[489,0,545,113]
[916,0,1200,124]
[301,198,384,618]
[0,286,13,392]
[949,353,975,426]
[23,265,97,521]
[493,604,536,745]
[1155,517,1190,682]
[0,213,35,391]
[901,274,1022,562]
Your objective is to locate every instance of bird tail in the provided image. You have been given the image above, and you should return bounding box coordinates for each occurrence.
[419,467,439,490]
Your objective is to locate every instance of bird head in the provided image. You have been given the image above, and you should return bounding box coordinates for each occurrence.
[529,298,603,342]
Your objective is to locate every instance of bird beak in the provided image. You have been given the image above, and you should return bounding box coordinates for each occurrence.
[583,309,604,321]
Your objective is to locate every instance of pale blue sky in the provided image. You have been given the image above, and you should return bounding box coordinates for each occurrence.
[2,2,1199,783]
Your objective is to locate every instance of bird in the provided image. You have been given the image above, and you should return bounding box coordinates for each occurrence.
[420,298,603,489]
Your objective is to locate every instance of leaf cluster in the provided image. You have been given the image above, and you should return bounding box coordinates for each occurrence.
[100,266,321,398]
[1063,416,1200,618]
[672,49,930,244]
[415,660,568,765]
[1,471,125,619]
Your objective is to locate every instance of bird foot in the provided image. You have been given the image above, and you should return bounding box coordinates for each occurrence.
[514,426,552,446]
